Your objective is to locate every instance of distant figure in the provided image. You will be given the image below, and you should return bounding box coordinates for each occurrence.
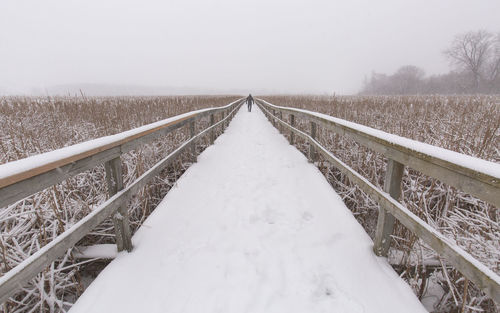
[246,94,254,112]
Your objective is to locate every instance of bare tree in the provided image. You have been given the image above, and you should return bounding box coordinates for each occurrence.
[444,30,500,92]
[485,33,500,91]
[393,65,425,94]
[361,66,426,95]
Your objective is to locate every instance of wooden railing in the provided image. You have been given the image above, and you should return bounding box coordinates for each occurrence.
[256,99,500,304]
[0,98,244,304]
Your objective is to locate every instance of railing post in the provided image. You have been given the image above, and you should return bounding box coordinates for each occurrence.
[272,109,276,127]
[309,121,317,162]
[221,111,226,130]
[189,120,196,162]
[279,111,283,133]
[210,113,215,144]
[290,114,295,145]
[373,159,404,257]
[105,157,132,252]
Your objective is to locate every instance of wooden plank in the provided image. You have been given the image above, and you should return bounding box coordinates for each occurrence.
[0,119,192,209]
[0,114,195,189]
[0,120,190,209]
[256,101,500,303]
[373,159,404,256]
[0,99,243,190]
[120,118,190,153]
[0,147,121,208]
[256,100,500,208]
[0,100,244,209]
[316,119,499,207]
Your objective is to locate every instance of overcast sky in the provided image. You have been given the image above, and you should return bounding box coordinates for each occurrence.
[1,0,499,95]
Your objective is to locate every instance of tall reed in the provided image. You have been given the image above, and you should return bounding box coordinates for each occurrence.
[0,95,239,312]
[261,95,500,312]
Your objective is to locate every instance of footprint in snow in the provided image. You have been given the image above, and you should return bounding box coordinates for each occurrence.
[313,274,338,299]
[249,214,260,224]
[312,274,365,312]
[301,211,313,221]
[264,207,279,224]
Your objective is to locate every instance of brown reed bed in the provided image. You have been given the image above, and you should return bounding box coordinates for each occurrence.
[0,95,239,312]
[260,95,500,313]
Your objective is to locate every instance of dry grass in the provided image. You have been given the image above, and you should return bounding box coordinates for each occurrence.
[261,95,500,313]
[0,95,239,312]
[1,94,499,312]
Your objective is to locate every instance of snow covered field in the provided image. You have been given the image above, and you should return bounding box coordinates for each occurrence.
[69,105,425,312]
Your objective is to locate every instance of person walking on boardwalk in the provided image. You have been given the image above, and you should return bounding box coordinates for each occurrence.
[246,94,254,112]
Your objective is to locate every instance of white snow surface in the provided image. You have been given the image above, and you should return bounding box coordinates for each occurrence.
[73,244,118,259]
[259,99,500,179]
[69,105,426,313]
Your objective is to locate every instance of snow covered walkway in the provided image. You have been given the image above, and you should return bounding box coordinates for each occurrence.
[69,105,426,313]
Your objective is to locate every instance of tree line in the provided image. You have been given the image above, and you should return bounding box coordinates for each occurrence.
[361,30,500,95]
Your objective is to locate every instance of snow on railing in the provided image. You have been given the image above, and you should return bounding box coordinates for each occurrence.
[257,99,500,304]
[0,98,244,304]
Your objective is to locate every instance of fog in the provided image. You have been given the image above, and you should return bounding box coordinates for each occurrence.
[1,0,499,95]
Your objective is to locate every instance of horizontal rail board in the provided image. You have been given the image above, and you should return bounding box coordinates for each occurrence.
[258,100,500,208]
[257,100,500,304]
[0,114,193,188]
[0,100,243,304]
[0,147,121,208]
[0,99,243,208]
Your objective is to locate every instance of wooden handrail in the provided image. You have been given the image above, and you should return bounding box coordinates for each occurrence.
[0,114,190,189]
[256,99,500,304]
[0,99,244,304]
[257,99,500,208]
[0,99,243,208]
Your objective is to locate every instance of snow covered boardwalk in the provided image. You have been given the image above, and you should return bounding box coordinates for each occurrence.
[69,105,426,313]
